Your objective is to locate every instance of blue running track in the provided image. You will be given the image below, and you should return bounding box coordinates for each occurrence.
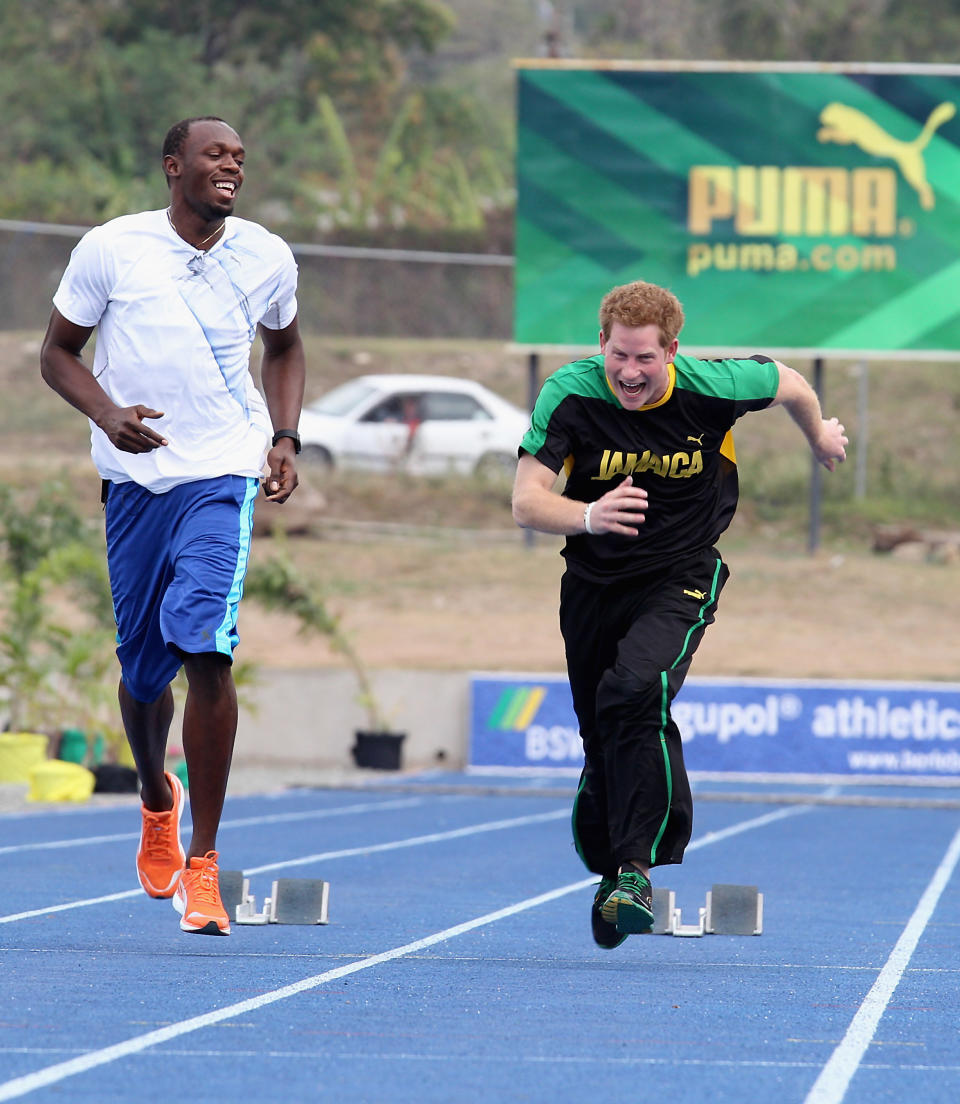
[1,773,959,1103]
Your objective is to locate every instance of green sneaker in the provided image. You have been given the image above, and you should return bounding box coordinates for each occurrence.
[591,875,626,949]
[600,868,654,934]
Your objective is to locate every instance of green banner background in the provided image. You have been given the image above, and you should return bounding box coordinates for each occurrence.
[514,64,960,354]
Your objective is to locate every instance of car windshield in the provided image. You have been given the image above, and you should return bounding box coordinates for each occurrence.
[308,378,381,416]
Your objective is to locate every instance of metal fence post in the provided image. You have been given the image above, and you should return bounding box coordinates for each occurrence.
[808,357,824,554]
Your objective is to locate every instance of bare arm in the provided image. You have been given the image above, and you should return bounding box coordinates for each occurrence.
[770,362,848,472]
[511,452,649,537]
[259,316,306,503]
[39,308,168,452]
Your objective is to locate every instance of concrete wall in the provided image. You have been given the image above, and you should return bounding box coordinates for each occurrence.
[233,668,470,771]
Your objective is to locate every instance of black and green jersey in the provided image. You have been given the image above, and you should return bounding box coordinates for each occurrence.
[520,352,779,581]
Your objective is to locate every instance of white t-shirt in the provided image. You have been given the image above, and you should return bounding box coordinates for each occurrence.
[53,209,299,492]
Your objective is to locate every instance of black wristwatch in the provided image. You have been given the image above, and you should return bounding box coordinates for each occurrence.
[271,429,301,454]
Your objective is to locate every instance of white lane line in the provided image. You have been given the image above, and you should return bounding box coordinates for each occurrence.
[0,805,799,1099]
[0,809,568,925]
[243,809,570,875]
[242,805,813,878]
[804,823,960,1104]
[0,891,144,924]
[0,876,597,1101]
[0,798,425,857]
[686,804,813,852]
[217,796,427,830]
[0,806,807,925]
[8,1045,960,1073]
[0,832,142,856]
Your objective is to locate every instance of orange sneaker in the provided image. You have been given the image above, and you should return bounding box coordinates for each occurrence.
[173,850,230,935]
[136,771,186,898]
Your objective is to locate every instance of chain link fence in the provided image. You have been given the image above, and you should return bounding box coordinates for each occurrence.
[0,221,515,339]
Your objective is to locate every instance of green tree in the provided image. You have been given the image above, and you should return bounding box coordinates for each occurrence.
[86,0,454,120]
[0,0,455,218]
[573,0,960,62]
[0,480,117,735]
[7,0,960,235]
[293,90,508,233]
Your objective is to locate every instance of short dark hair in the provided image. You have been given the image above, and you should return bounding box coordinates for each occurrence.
[161,116,227,161]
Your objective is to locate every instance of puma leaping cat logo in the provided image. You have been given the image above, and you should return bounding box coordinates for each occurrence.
[817,101,956,210]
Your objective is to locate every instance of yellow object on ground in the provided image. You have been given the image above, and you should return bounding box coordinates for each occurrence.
[27,759,96,803]
[0,732,50,783]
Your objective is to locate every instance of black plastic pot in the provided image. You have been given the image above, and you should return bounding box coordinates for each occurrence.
[351,730,406,771]
[92,764,140,793]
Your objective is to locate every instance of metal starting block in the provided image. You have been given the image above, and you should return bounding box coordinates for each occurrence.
[218,869,247,917]
[269,878,331,925]
[705,884,763,935]
[652,884,762,937]
[651,888,677,935]
[219,872,330,926]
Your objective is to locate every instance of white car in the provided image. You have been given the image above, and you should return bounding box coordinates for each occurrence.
[297,374,530,479]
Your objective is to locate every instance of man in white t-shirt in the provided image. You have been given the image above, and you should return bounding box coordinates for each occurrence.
[40,116,306,936]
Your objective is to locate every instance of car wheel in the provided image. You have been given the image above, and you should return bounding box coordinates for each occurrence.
[300,445,334,472]
[474,451,515,484]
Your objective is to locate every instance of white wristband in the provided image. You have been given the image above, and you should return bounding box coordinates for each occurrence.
[583,501,596,535]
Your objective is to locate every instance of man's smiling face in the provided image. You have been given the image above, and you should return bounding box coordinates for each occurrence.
[600,321,678,410]
[173,119,244,222]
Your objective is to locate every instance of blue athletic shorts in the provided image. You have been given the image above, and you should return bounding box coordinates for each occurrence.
[104,475,258,703]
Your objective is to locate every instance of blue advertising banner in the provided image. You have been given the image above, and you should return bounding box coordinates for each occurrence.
[470,673,581,772]
[468,673,960,779]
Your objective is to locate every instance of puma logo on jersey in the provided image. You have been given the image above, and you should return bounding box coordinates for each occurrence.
[592,448,704,481]
[817,101,956,210]
[686,433,705,445]
[683,588,708,600]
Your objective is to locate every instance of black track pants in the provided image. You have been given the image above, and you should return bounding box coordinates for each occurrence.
[562,549,729,875]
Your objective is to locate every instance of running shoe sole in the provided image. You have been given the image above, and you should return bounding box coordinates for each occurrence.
[172,890,230,936]
[601,891,654,934]
[592,877,627,949]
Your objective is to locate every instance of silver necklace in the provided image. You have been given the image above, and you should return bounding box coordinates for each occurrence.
[166,208,224,249]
